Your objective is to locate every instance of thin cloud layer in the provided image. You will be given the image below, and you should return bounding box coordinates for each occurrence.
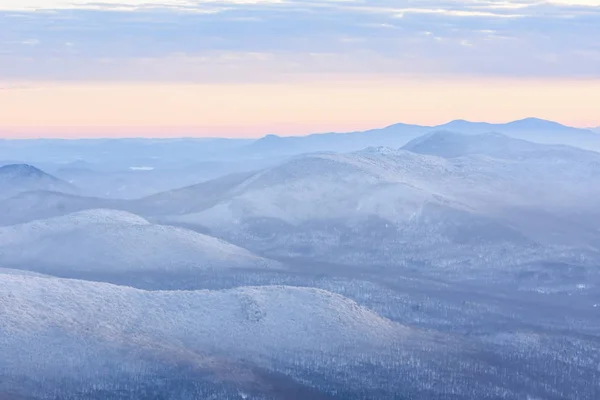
[1,0,599,81]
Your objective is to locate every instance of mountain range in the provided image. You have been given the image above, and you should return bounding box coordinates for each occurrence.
[1,129,600,399]
[2,132,598,279]
[242,118,600,156]
[151,135,600,273]
[1,118,598,166]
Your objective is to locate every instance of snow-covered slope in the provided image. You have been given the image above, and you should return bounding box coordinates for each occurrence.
[148,138,600,268]
[158,141,600,227]
[2,135,597,271]
[402,131,600,161]
[434,118,600,150]
[0,275,402,385]
[0,209,280,276]
[0,164,78,199]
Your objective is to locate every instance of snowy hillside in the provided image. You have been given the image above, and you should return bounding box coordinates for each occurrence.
[429,118,600,149]
[0,209,280,277]
[2,135,598,271]
[0,274,402,390]
[402,131,600,161]
[0,164,78,199]
[146,137,600,268]
[149,135,600,220]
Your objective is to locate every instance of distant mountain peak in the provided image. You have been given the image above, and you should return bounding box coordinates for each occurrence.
[0,163,78,200]
[262,134,282,140]
[402,131,537,158]
[0,163,47,178]
[440,119,490,127]
[507,117,566,129]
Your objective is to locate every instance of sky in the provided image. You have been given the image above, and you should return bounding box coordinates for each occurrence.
[0,0,599,138]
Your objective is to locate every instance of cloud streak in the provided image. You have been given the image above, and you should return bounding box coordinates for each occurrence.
[0,0,599,81]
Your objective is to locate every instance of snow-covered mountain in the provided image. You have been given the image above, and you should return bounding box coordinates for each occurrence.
[0,209,280,278]
[0,273,403,398]
[402,130,600,161]
[432,118,599,150]
[0,274,400,355]
[2,272,598,400]
[2,134,598,272]
[0,164,78,199]
[143,135,600,269]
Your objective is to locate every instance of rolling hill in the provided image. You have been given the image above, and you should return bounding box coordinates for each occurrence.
[0,209,280,280]
[0,273,404,398]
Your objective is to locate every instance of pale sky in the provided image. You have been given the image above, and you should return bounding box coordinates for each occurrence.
[1,0,599,137]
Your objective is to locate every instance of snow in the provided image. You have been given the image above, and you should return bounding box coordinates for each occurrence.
[403,131,600,162]
[163,134,600,227]
[0,209,281,274]
[148,134,600,269]
[0,275,403,369]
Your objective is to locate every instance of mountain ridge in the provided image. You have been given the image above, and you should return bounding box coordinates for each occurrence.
[0,209,282,279]
[243,118,599,156]
[0,163,78,199]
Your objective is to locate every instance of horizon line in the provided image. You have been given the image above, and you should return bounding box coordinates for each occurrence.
[2,117,599,140]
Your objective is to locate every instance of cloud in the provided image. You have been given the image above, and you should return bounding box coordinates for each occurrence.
[20,39,41,46]
[0,0,599,81]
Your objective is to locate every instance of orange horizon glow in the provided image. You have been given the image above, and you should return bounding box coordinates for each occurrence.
[2,77,600,139]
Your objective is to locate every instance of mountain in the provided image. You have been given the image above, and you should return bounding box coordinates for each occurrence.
[401,130,600,160]
[145,136,600,271]
[240,118,600,157]
[0,209,280,281]
[0,164,78,199]
[241,124,429,156]
[133,171,257,216]
[2,271,598,400]
[0,274,400,355]
[437,117,578,134]
[0,273,404,398]
[435,117,598,148]
[3,134,599,275]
